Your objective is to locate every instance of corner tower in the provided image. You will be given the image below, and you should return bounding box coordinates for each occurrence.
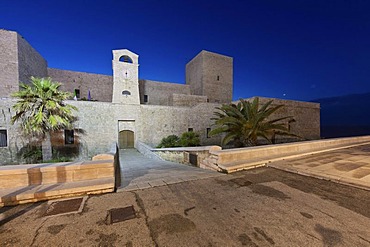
[186,50,233,103]
[112,49,140,104]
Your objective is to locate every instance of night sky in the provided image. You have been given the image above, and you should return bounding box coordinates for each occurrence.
[1,0,370,101]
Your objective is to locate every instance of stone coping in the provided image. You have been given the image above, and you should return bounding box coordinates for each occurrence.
[152,146,222,152]
[212,136,370,165]
[0,151,117,206]
[0,160,113,175]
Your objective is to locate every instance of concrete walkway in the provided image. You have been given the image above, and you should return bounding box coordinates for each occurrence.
[118,149,223,191]
[268,144,370,191]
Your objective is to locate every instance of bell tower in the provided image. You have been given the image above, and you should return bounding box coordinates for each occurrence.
[112,49,140,104]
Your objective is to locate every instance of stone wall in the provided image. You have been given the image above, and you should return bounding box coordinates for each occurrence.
[0,99,31,165]
[47,68,113,102]
[139,103,223,147]
[0,30,18,98]
[188,103,223,146]
[251,97,320,141]
[139,79,190,105]
[67,101,140,157]
[171,93,208,107]
[0,97,320,165]
[138,105,190,146]
[17,33,48,86]
[152,146,222,166]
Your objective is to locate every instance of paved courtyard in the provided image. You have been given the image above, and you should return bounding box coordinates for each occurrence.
[1,167,369,246]
[1,145,370,246]
[118,149,223,191]
[269,144,370,190]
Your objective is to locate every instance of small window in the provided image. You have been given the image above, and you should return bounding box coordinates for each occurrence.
[122,90,131,96]
[217,75,220,81]
[188,128,193,132]
[206,128,211,138]
[0,130,7,147]
[74,89,80,99]
[65,129,74,145]
[143,95,148,103]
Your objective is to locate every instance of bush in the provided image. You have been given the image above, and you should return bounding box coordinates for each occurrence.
[157,132,201,148]
[18,145,42,164]
[157,135,180,148]
[179,131,200,147]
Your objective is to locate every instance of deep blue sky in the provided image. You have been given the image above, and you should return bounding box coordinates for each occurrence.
[2,0,370,101]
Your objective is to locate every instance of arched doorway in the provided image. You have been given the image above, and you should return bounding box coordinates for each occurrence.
[119,130,134,149]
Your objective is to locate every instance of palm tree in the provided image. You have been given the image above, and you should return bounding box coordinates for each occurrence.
[11,77,77,161]
[209,97,298,147]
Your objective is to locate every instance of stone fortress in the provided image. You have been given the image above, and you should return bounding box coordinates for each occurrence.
[0,29,320,165]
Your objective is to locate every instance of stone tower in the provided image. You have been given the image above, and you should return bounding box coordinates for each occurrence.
[186,50,233,103]
[0,29,47,98]
[112,49,140,104]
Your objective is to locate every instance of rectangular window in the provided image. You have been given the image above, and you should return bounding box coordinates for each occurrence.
[64,129,74,144]
[217,75,220,81]
[188,128,193,132]
[144,94,148,103]
[0,130,7,147]
[206,128,211,138]
[74,89,80,99]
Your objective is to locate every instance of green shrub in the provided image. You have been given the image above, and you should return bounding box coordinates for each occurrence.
[157,135,180,148]
[18,145,42,164]
[179,131,200,147]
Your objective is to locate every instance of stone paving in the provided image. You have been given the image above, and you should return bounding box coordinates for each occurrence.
[268,144,370,190]
[117,149,223,191]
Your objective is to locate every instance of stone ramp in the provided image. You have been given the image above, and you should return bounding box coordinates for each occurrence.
[118,149,223,191]
[0,157,116,207]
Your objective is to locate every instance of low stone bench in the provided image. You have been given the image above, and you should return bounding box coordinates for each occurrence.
[0,154,116,207]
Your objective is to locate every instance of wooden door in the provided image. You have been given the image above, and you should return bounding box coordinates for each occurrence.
[119,130,134,148]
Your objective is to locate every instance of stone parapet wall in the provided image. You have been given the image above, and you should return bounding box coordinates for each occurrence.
[242,97,320,140]
[152,146,222,166]
[207,136,370,173]
[136,141,163,160]
[47,68,113,102]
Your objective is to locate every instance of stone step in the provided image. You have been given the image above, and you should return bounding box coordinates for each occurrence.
[0,152,117,207]
[0,177,114,207]
[0,160,114,189]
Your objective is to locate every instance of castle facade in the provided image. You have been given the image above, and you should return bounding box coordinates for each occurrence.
[0,29,320,164]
